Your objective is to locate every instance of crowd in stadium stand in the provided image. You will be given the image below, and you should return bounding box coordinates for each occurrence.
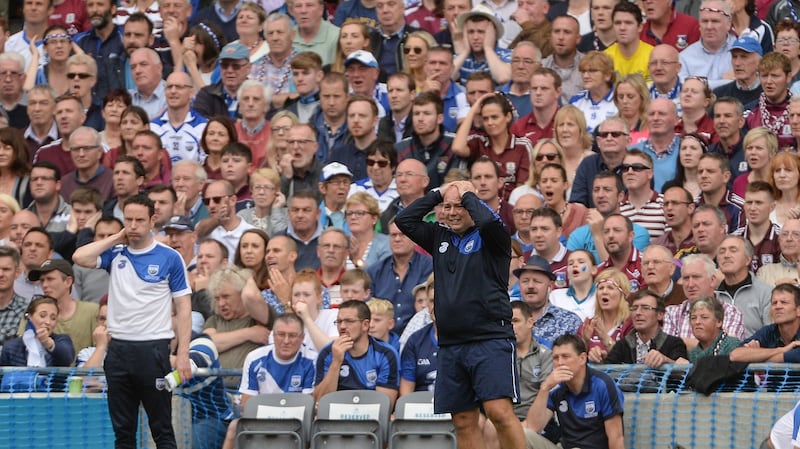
[4,0,800,446]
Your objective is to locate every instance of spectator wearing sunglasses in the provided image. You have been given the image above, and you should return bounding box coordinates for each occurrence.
[678,0,736,89]
[619,150,667,239]
[197,180,256,262]
[350,142,399,214]
[570,117,629,208]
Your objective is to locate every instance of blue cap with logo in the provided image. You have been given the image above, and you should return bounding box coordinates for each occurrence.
[730,36,763,56]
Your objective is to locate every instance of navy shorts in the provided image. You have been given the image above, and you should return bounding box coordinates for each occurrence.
[434,338,521,414]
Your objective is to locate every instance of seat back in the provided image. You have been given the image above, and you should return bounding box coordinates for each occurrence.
[312,390,391,449]
[235,393,315,449]
[389,391,457,449]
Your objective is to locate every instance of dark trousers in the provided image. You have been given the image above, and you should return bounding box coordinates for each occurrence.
[105,338,176,449]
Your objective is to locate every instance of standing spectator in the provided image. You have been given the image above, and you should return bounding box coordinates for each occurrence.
[60,126,113,200]
[74,0,125,101]
[732,181,781,274]
[128,48,167,120]
[151,72,208,164]
[453,5,511,86]
[746,52,794,150]
[5,0,50,70]
[678,0,736,89]
[25,85,59,160]
[541,15,584,104]
[292,0,339,65]
[639,0,700,50]
[190,0,240,42]
[603,2,652,80]
[716,236,773,337]
[72,193,192,449]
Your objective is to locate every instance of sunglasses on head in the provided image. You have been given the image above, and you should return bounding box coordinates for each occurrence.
[535,153,559,162]
[403,46,424,55]
[202,195,230,206]
[366,159,390,167]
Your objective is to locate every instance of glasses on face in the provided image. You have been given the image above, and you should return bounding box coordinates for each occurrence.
[366,158,390,167]
[346,210,371,218]
[66,72,93,80]
[663,200,692,207]
[781,231,800,240]
[287,139,314,146]
[630,304,658,312]
[252,184,276,193]
[403,46,424,55]
[271,125,291,133]
[69,145,101,153]
[0,71,22,79]
[597,130,628,138]
[777,37,800,45]
[699,6,731,17]
[620,163,651,172]
[512,208,537,216]
[202,195,231,205]
[165,84,193,90]
[334,318,364,326]
[220,61,248,70]
[535,153,560,162]
[273,331,302,340]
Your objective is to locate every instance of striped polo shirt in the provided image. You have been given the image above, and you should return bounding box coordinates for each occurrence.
[620,190,667,239]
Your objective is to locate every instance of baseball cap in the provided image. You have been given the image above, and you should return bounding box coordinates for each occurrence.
[512,255,556,281]
[28,259,74,282]
[456,5,505,40]
[730,36,763,56]
[320,162,354,182]
[344,50,379,68]
[219,42,250,61]
[163,215,194,232]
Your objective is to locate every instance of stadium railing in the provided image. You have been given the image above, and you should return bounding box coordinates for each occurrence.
[1,364,799,449]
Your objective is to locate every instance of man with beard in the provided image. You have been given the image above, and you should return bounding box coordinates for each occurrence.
[74,0,124,101]
[120,13,154,90]
[541,15,583,104]
[745,52,795,150]
[395,92,461,189]
[332,96,379,181]
[597,214,645,290]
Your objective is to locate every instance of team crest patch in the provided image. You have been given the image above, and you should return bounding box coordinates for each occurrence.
[291,375,301,388]
[676,35,688,49]
[585,401,597,417]
[532,365,541,379]
[448,107,458,119]
[762,254,774,265]
[464,240,475,252]
[505,162,516,175]
[366,369,378,385]
[148,265,160,276]
[66,13,75,23]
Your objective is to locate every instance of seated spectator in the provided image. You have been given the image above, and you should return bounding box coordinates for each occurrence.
[196,180,257,260]
[288,269,339,353]
[200,116,237,181]
[732,181,781,273]
[568,51,617,133]
[596,214,646,289]
[350,142,399,214]
[745,52,794,150]
[678,0,735,89]
[203,266,270,387]
[189,238,229,333]
[730,284,800,363]
[367,299,399,352]
[233,229,270,292]
[234,80,271,169]
[581,268,634,363]
[453,5,512,86]
[684,296,741,363]
[61,126,114,201]
[641,245,685,307]
[602,289,687,366]
[757,219,800,287]
[619,150,666,239]
[340,268,372,302]
[769,152,800,227]
[220,143,254,211]
[676,76,715,141]
[696,153,745,232]
[529,207,569,279]
[523,334,624,449]
[509,194,543,256]
[0,295,75,367]
[313,300,400,408]
[514,255,582,345]
[345,193,390,270]
[0,128,33,208]
[237,168,288,237]
[732,128,777,199]
[538,164,587,238]
[549,249,597,320]
[716,235,773,338]
[508,139,563,206]
[0,247,27,348]
[399,296,437,395]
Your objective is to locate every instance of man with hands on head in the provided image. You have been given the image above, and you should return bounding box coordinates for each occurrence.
[396,179,526,449]
[524,333,625,449]
[453,5,512,86]
[72,193,192,449]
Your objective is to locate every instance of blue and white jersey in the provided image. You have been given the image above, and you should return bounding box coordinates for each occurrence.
[458,47,512,85]
[315,336,400,391]
[400,323,438,392]
[348,178,399,213]
[239,344,317,396]
[150,109,208,163]
[99,241,191,341]
[568,89,618,133]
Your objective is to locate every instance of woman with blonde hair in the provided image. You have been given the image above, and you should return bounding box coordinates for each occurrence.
[732,127,778,198]
[0,194,20,246]
[230,3,270,84]
[614,74,650,144]
[553,105,593,191]
[331,19,372,73]
[508,138,564,205]
[402,31,436,91]
[578,268,634,362]
[569,51,617,133]
[345,193,391,270]
[238,168,288,236]
[769,152,800,226]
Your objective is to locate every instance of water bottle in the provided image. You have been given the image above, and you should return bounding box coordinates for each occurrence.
[164,359,198,392]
